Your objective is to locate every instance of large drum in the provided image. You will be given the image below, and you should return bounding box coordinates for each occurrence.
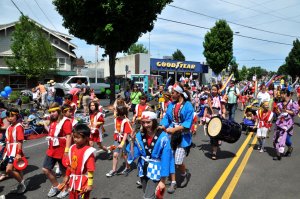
[207,116,241,143]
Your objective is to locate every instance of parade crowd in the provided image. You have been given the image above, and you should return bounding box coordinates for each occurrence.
[0,75,299,199]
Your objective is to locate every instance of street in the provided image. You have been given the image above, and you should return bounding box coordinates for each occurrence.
[1,107,300,199]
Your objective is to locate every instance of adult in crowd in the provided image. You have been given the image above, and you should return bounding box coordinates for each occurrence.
[47,80,56,107]
[130,85,142,115]
[0,102,9,181]
[160,84,193,193]
[256,84,270,106]
[36,81,47,108]
[225,80,240,122]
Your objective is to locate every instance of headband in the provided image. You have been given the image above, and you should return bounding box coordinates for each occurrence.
[173,85,188,99]
[141,111,157,120]
[7,111,18,117]
[48,107,60,112]
[63,108,70,112]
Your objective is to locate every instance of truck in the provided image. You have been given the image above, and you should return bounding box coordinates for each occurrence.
[54,76,114,98]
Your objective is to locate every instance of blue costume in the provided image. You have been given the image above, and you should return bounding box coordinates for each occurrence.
[127,131,172,181]
[160,101,194,148]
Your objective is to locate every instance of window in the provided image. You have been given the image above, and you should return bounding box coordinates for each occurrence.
[57,58,66,68]
[53,39,60,45]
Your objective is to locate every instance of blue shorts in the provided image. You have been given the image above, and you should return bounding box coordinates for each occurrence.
[113,141,127,154]
[5,156,15,164]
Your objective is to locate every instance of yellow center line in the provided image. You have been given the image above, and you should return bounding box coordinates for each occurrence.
[205,132,253,199]
[222,136,258,199]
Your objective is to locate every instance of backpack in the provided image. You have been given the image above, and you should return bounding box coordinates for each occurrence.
[226,86,237,95]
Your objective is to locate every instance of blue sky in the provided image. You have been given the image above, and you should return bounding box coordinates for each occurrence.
[1,0,300,71]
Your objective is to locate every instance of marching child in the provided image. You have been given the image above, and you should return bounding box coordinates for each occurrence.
[106,105,132,177]
[255,101,273,152]
[66,124,96,199]
[132,95,149,130]
[88,101,108,152]
[4,108,27,193]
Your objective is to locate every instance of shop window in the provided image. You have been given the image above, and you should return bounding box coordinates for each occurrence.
[57,58,66,68]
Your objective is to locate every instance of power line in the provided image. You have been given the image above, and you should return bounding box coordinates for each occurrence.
[168,5,299,38]
[237,59,285,61]
[158,17,293,46]
[218,0,300,24]
[10,0,24,15]
[33,0,58,31]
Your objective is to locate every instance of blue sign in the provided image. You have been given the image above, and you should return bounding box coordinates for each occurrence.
[150,58,208,73]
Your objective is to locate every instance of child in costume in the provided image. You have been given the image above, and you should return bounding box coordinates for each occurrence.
[66,124,96,199]
[132,95,149,130]
[255,101,273,152]
[160,92,172,119]
[127,111,172,199]
[4,108,27,194]
[88,101,108,152]
[106,105,132,177]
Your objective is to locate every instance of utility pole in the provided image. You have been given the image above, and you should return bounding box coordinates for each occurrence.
[95,45,98,83]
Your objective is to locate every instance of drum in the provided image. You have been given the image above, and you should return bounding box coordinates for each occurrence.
[207,116,241,143]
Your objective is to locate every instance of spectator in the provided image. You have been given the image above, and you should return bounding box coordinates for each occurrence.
[225,80,240,122]
[130,85,142,115]
[36,81,47,108]
[47,80,56,107]
[82,81,91,115]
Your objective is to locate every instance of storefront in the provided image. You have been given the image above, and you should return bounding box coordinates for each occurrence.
[150,58,208,83]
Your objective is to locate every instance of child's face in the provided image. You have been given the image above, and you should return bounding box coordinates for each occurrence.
[64,109,72,118]
[90,103,96,111]
[73,132,88,147]
[140,99,146,104]
[246,112,252,117]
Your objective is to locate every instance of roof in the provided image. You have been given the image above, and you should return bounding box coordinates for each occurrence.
[0,18,77,48]
[52,43,76,58]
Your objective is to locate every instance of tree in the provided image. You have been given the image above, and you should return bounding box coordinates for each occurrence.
[53,0,172,103]
[277,64,288,75]
[229,60,239,80]
[285,39,300,79]
[5,15,56,79]
[203,20,233,74]
[239,65,249,81]
[247,66,268,81]
[126,43,148,55]
[172,49,185,61]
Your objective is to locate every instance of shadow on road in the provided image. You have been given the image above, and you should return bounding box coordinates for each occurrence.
[5,194,27,199]
[264,146,277,158]
[25,173,47,192]
[197,144,236,160]
[23,165,39,176]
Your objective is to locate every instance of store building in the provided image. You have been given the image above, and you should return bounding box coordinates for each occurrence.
[150,58,208,84]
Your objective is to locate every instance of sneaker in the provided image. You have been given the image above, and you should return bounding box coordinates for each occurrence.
[48,186,59,197]
[180,171,191,188]
[10,182,27,194]
[0,195,5,199]
[56,190,69,198]
[167,183,177,194]
[211,154,217,160]
[273,156,282,161]
[136,180,142,188]
[120,168,131,176]
[257,146,261,150]
[259,149,264,153]
[106,170,116,177]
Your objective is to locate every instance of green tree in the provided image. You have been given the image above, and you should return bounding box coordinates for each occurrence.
[126,43,148,55]
[172,49,185,61]
[5,15,56,79]
[229,60,239,80]
[247,66,268,81]
[285,39,300,79]
[53,0,172,103]
[203,20,233,74]
[239,65,249,81]
[277,64,288,75]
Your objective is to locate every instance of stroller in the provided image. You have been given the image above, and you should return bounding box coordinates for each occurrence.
[23,114,45,137]
[241,100,260,135]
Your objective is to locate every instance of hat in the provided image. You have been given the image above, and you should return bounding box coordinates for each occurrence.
[47,80,56,85]
[13,157,28,171]
[27,115,36,122]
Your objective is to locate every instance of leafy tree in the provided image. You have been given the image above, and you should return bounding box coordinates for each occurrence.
[229,60,239,80]
[53,0,172,103]
[277,64,288,75]
[247,66,268,81]
[126,43,148,55]
[203,20,233,74]
[172,49,185,61]
[239,65,249,81]
[5,15,56,79]
[285,39,300,79]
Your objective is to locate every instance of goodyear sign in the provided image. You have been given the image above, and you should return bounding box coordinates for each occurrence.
[150,58,208,73]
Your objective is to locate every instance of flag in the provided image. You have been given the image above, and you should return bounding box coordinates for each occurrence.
[240,81,250,94]
[265,75,276,88]
[220,73,234,93]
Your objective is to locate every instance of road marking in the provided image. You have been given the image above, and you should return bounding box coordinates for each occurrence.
[222,136,257,199]
[205,132,253,199]
[23,122,115,149]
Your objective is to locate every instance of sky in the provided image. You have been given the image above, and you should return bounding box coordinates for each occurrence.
[1,0,300,72]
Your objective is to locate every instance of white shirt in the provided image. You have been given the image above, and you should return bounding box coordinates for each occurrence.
[257,92,270,105]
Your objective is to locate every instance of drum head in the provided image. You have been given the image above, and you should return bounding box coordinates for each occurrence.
[207,117,222,137]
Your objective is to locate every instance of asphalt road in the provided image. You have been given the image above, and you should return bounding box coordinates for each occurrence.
[1,107,300,199]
